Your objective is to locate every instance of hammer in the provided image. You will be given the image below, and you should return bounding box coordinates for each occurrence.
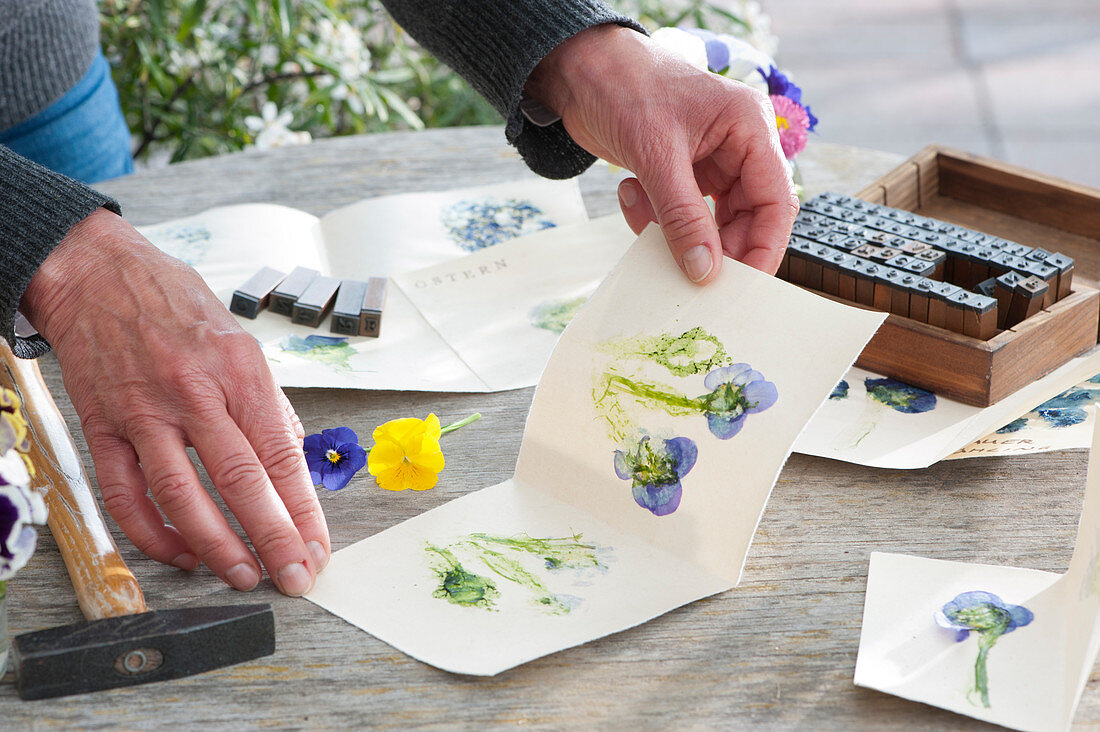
[0,342,275,699]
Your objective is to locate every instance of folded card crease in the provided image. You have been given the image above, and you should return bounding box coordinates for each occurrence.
[855,405,1100,731]
[306,225,886,674]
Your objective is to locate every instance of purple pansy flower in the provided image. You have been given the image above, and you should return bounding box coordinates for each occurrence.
[759,65,802,103]
[934,590,1033,708]
[304,427,367,491]
[699,364,779,439]
[614,436,698,516]
[804,105,819,133]
[0,453,46,582]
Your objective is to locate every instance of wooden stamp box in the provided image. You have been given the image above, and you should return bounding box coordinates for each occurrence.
[845,145,1100,407]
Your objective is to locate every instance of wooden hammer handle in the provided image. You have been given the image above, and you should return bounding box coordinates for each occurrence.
[0,342,146,620]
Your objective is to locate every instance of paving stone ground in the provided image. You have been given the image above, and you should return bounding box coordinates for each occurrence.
[761,0,1100,187]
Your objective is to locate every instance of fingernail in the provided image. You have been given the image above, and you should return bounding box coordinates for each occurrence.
[618,181,638,208]
[277,562,313,596]
[682,245,714,282]
[226,562,260,591]
[172,552,199,571]
[308,540,329,571]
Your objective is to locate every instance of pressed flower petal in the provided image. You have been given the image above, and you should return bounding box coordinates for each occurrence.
[743,379,779,413]
[613,451,632,480]
[664,437,698,478]
[704,363,754,392]
[632,480,682,516]
[707,412,747,440]
[1006,604,1035,633]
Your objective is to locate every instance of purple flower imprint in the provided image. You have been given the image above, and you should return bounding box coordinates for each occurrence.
[614,436,698,516]
[699,364,779,439]
[304,426,367,491]
[934,590,1033,708]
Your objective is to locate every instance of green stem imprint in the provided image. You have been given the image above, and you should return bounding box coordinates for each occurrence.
[464,543,568,614]
[972,625,1007,708]
[594,373,707,442]
[604,375,707,412]
[425,533,605,614]
[425,543,500,609]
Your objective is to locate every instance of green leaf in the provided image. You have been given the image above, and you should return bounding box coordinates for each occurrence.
[177,0,208,41]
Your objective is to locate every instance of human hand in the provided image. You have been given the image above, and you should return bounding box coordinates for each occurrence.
[525,24,798,283]
[20,208,329,595]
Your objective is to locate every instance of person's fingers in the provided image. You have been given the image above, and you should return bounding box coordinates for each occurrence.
[277,386,305,442]
[713,119,798,275]
[132,427,263,592]
[89,431,197,570]
[617,178,658,235]
[188,418,318,597]
[714,161,796,274]
[225,374,331,574]
[637,149,723,284]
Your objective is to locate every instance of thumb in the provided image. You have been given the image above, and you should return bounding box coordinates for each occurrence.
[639,157,721,285]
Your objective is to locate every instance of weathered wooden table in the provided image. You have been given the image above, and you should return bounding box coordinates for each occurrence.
[3,127,1093,729]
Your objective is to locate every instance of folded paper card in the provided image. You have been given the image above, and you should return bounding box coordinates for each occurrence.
[305,225,886,675]
[794,353,1100,469]
[948,371,1100,460]
[139,178,594,392]
[855,406,1100,731]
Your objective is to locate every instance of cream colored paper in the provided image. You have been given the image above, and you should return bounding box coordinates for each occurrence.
[948,372,1100,460]
[139,179,590,392]
[794,352,1100,469]
[855,406,1100,731]
[305,226,886,675]
[392,215,635,391]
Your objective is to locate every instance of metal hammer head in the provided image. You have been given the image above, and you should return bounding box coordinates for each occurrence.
[12,603,275,700]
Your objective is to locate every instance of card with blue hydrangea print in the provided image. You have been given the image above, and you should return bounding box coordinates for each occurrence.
[947,372,1100,460]
[855,407,1100,731]
[305,225,886,675]
[137,178,589,392]
[793,351,1100,470]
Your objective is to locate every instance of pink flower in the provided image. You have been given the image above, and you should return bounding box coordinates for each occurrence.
[770,94,810,159]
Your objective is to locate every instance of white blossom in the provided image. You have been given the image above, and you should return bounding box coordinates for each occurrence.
[244,101,312,150]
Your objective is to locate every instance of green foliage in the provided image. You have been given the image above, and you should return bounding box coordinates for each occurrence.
[100,0,755,163]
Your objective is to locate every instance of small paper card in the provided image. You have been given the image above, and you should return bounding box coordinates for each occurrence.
[794,353,1100,469]
[305,226,886,675]
[854,406,1100,731]
[948,372,1100,460]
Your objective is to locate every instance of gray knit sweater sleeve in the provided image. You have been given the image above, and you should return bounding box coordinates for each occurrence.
[380,0,646,179]
[0,146,120,358]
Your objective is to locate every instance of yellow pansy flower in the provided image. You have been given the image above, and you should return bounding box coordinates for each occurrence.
[367,414,445,492]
